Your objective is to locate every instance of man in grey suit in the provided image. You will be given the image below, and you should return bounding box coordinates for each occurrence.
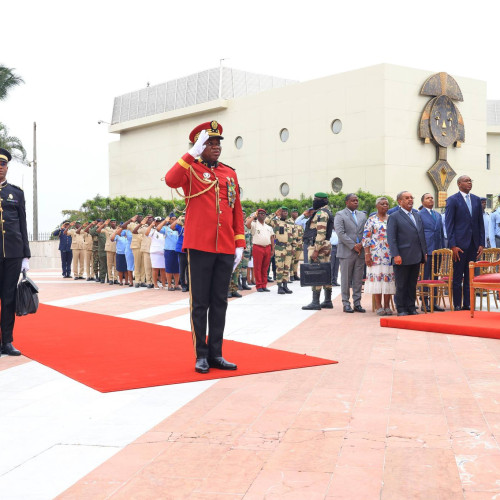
[334,193,367,313]
[387,191,428,316]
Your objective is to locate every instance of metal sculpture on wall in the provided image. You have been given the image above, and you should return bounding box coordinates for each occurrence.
[419,72,465,207]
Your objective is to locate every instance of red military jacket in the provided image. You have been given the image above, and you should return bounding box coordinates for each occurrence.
[165,153,245,254]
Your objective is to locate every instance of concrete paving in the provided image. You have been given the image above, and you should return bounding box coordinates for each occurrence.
[1,269,499,499]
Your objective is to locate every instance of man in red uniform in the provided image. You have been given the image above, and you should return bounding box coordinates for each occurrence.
[165,121,245,373]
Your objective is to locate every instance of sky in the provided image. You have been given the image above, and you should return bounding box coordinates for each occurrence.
[2,0,500,235]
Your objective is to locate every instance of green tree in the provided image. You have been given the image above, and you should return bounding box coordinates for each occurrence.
[0,123,27,162]
[0,65,24,101]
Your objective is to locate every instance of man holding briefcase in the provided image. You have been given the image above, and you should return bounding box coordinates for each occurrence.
[302,192,334,310]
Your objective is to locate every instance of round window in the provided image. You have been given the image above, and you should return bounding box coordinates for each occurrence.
[235,136,243,149]
[331,177,343,193]
[331,119,342,134]
[280,182,290,196]
[280,128,289,142]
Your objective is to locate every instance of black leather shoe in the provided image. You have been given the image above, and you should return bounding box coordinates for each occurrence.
[408,309,419,315]
[343,305,354,313]
[293,274,300,281]
[332,282,340,286]
[195,358,210,374]
[74,277,79,280]
[227,290,233,298]
[353,305,366,313]
[231,291,242,298]
[397,312,409,316]
[455,305,470,311]
[140,283,147,288]
[181,286,188,292]
[1,343,21,356]
[257,288,264,292]
[262,288,271,292]
[135,283,140,288]
[208,357,237,370]
[147,284,154,289]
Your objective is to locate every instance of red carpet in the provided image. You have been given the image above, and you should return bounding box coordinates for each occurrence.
[14,304,337,392]
[380,310,500,339]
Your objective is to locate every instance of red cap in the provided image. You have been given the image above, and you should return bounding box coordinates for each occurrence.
[189,120,224,143]
[257,208,266,213]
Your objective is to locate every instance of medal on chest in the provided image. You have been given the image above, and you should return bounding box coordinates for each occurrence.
[226,177,236,208]
[203,172,210,180]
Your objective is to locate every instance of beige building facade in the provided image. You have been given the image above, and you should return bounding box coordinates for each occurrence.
[108,64,500,208]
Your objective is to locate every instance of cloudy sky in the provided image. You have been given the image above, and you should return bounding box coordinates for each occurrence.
[2,0,499,234]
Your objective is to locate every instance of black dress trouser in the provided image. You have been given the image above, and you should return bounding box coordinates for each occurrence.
[0,257,22,344]
[61,250,72,277]
[393,263,420,314]
[188,249,234,359]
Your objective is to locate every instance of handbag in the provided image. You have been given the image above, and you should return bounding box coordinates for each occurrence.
[16,270,39,316]
[300,262,332,287]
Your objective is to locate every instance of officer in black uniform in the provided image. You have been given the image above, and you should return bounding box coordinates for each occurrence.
[0,148,31,356]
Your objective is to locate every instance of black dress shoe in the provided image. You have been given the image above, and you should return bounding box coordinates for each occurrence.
[1,343,21,356]
[353,305,366,313]
[397,312,409,316]
[455,305,470,311]
[231,291,242,298]
[181,286,188,292]
[140,283,147,288]
[257,288,264,292]
[293,274,300,281]
[147,284,154,289]
[100,279,105,284]
[343,305,354,313]
[262,288,271,292]
[332,282,340,286]
[195,358,210,374]
[74,277,79,280]
[208,357,237,370]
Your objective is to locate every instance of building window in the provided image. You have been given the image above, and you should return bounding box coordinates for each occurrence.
[235,136,243,149]
[331,177,343,193]
[331,119,342,134]
[280,128,289,142]
[280,182,290,196]
[487,194,493,209]
[487,153,491,170]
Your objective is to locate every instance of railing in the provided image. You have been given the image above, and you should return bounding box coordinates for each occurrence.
[28,232,54,242]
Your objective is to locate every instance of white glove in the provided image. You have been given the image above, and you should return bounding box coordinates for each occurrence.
[21,258,30,272]
[233,247,244,271]
[188,129,209,158]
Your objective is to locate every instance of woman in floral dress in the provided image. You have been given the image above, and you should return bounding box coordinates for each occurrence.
[362,197,396,315]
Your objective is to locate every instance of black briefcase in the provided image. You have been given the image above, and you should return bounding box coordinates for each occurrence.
[16,270,39,316]
[300,262,332,287]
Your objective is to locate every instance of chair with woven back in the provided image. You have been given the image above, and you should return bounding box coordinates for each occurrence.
[475,248,500,311]
[416,248,454,313]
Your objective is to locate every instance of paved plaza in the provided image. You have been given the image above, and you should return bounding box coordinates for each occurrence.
[1,270,500,499]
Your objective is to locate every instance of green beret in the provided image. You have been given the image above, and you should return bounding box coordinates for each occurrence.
[137,213,144,216]
[280,206,289,211]
[314,192,328,198]
[110,218,116,222]
[291,208,299,212]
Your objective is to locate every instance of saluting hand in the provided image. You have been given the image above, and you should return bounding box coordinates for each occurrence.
[188,129,209,157]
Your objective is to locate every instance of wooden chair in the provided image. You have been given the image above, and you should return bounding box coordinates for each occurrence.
[476,248,500,311]
[417,249,454,313]
[469,256,500,318]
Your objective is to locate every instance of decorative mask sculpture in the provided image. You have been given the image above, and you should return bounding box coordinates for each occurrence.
[419,72,465,207]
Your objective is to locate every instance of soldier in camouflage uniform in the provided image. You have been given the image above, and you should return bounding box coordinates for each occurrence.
[240,221,253,290]
[89,221,108,283]
[228,209,248,298]
[269,207,294,295]
[288,208,303,281]
[302,193,334,310]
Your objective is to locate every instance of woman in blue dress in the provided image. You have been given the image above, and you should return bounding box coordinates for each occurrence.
[164,214,180,290]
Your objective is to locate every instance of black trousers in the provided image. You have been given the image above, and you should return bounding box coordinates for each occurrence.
[178,252,189,287]
[452,241,477,308]
[188,249,234,359]
[393,263,420,313]
[61,250,72,277]
[0,257,22,344]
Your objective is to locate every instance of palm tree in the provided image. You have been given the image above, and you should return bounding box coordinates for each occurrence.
[0,65,24,101]
[0,123,27,163]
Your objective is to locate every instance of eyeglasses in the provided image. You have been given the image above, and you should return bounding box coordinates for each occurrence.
[0,161,7,166]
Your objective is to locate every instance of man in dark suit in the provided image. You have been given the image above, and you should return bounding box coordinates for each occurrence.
[445,175,485,311]
[419,193,445,311]
[387,191,427,316]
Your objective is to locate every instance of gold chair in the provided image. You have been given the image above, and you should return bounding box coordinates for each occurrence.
[475,248,500,311]
[417,249,454,313]
[469,256,500,318]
